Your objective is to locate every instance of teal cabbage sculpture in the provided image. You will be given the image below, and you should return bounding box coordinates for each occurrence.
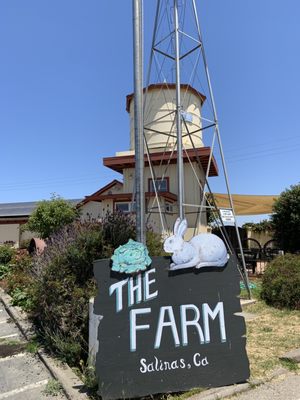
[111,239,152,274]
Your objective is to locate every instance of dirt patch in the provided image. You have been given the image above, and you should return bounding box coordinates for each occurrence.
[0,342,27,358]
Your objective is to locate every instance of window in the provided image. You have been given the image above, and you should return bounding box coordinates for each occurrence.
[115,202,136,214]
[148,177,169,193]
[165,202,174,214]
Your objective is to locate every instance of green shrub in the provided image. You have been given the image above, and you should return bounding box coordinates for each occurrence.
[102,211,136,250]
[102,211,164,256]
[146,230,165,256]
[0,264,10,280]
[10,287,34,311]
[29,221,110,366]
[260,254,300,310]
[10,215,164,369]
[19,239,31,250]
[24,195,80,239]
[0,245,16,264]
[5,253,34,294]
[271,184,300,253]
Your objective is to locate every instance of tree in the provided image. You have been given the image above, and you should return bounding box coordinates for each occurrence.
[25,195,80,239]
[271,184,300,253]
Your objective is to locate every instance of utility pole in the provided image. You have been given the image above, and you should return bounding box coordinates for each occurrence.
[133,0,145,243]
[174,0,185,220]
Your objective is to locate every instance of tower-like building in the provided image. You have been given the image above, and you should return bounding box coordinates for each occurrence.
[79,83,218,238]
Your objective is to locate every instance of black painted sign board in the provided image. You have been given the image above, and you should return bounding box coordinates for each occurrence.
[93,256,249,400]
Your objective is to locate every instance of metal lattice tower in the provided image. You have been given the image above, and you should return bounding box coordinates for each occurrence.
[132,0,250,295]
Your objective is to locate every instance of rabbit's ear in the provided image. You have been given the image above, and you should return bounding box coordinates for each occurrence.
[177,218,188,237]
[173,218,181,235]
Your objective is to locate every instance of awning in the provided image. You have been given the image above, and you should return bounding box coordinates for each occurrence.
[212,193,279,216]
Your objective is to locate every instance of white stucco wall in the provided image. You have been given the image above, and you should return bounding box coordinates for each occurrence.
[80,201,103,222]
[0,224,20,247]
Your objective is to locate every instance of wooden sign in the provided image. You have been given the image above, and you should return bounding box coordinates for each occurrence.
[93,256,249,400]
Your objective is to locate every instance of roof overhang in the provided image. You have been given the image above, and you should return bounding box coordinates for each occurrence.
[86,191,177,203]
[0,217,29,225]
[103,147,218,177]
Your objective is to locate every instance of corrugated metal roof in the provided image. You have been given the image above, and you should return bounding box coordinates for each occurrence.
[0,199,82,218]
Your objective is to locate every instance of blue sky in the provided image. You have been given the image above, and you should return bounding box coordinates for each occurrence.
[0,1,299,223]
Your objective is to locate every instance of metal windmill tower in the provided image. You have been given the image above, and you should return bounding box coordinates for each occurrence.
[132,0,250,294]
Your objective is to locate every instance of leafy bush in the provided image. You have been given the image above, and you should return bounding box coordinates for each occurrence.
[101,211,164,256]
[146,230,165,256]
[271,184,300,253]
[0,245,16,264]
[0,264,10,280]
[261,254,300,310]
[4,252,35,311]
[242,219,273,233]
[102,211,136,250]
[19,239,31,250]
[24,195,80,239]
[28,221,110,366]
[10,287,34,311]
[6,214,164,369]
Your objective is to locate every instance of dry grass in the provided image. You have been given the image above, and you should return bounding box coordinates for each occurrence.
[245,297,300,379]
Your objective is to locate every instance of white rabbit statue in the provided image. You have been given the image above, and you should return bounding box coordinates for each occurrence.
[163,218,229,271]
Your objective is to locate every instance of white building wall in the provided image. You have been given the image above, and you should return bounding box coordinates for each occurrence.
[0,224,20,247]
[80,201,103,222]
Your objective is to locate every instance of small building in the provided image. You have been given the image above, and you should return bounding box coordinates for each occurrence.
[0,202,37,247]
[0,199,81,247]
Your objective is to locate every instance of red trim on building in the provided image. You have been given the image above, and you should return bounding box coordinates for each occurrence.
[103,147,218,176]
[88,191,177,204]
[78,179,123,206]
[0,218,28,225]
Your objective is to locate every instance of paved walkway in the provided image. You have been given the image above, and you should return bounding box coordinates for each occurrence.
[224,371,300,400]
[0,301,66,400]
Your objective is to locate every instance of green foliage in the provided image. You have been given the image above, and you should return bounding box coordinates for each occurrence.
[271,184,300,253]
[26,339,40,354]
[42,379,63,396]
[5,253,34,294]
[79,360,98,391]
[19,238,31,249]
[240,280,261,300]
[5,213,164,370]
[102,211,135,250]
[260,254,300,310]
[280,359,299,372]
[242,219,273,233]
[0,264,10,280]
[10,287,33,311]
[28,221,110,366]
[43,328,83,366]
[24,195,80,239]
[101,211,164,256]
[146,230,165,256]
[0,245,16,264]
